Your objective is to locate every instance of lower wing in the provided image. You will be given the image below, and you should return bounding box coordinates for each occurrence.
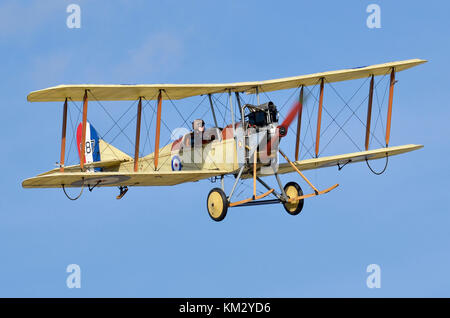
[275,144,422,175]
[22,170,228,188]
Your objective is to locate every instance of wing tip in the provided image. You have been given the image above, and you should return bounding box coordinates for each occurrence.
[21,178,34,188]
[415,58,428,65]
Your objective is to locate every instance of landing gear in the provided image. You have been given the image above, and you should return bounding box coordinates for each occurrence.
[282,182,304,215]
[205,147,338,220]
[207,188,228,222]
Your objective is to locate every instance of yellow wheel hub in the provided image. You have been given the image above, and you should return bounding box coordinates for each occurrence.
[284,185,299,212]
[208,191,224,218]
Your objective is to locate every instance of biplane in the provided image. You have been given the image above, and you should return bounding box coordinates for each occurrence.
[22,59,426,221]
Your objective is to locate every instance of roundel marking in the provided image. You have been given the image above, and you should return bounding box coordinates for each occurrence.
[71,175,131,187]
[171,155,182,171]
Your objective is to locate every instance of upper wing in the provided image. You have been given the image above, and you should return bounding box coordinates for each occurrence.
[22,170,229,188]
[27,59,426,102]
[271,144,423,176]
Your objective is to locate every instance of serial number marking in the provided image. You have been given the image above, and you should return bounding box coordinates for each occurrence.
[179,302,270,315]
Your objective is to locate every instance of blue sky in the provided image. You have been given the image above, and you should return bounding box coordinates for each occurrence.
[1,0,449,297]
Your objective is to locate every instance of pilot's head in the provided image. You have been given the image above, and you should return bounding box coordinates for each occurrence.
[192,119,205,132]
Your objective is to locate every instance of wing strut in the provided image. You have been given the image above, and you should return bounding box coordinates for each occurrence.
[315,79,324,157]
[228,90,235,133]
[208,94,219,127]
[365,75,375,150]
[134,97,142,172]
[294,86,304,161]
[59,98,68,172]
[235,92,245,126]
[154,90,162,170]
[80,90,88,171]
[386,68,395,146]
[256,86,260,104]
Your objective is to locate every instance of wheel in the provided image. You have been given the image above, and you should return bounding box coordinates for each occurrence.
[282,182,304,215]
[207,188,228,222]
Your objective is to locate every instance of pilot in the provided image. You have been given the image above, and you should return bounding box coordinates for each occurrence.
[191,119,205,147]
[192,119,205,133]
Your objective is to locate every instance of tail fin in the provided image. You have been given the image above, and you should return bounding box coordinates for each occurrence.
[77,122,101,171]
[77,122,132,171]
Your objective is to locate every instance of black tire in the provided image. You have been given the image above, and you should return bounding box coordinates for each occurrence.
[282,182,304,215]
[206,188,228,222]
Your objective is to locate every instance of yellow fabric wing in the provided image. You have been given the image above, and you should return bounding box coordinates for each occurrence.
[22,170,229,188]
[272,144,423,175]
[27,59,426,102]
